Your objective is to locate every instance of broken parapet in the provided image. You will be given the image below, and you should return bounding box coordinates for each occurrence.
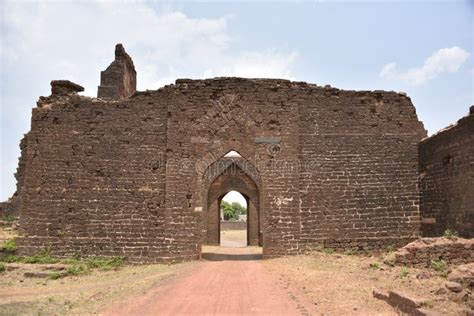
[51,80,84,96]
[391,237,474,267]
[97,43,136,100]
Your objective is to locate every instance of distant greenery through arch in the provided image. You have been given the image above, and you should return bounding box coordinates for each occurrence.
[220,200,246,220]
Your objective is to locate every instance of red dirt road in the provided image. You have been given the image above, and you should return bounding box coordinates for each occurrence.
[106,247,309,316]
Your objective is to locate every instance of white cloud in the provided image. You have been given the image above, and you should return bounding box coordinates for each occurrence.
[379,46,470,85]
[0,1,298,200]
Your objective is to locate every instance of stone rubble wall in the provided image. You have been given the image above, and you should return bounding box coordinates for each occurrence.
[419,106,474,238]
[220,221,247,231]
[393,237,474,267]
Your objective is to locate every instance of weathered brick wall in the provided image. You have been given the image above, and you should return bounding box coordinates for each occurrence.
[16,90,169,263]
[419,107,474,238]
[296,88,426,253]
[15,56,427,262]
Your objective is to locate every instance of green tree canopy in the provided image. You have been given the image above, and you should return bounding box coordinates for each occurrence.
[220,201,246,220]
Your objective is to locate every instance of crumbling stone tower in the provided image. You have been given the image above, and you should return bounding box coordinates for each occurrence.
[14,44,429,262]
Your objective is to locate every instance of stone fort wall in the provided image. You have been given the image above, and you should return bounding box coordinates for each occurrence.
[14,45,428,262]
[419,107,474,238]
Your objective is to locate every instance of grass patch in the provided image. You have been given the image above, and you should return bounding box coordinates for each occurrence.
[399,267,409,278]
[430,259,448,275]
[0,255,21,263]
[369,262,381,270]
[22,250,59,264]
[443,229,458,240]
[0,214,17,222]
[344,249,355,256]
[48,272,63,280]
[84,256,124,270]
[323,248,335,255]
[67,263,89,276]
[1,238,17,251]
[0,262,5,273]
[421,300,435,308]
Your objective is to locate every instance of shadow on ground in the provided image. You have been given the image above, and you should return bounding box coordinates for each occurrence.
[201,245,263,261]
[201,252,262,261]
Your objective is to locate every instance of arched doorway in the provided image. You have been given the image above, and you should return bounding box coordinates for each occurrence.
[201,154,261,248]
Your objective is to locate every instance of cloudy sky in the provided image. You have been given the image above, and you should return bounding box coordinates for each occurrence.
[0,1,473,201]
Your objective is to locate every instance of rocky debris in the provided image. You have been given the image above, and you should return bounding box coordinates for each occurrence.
[24,271,51,278]
[434,287,447,295]
[417,271,432,280]
[446,281,463,293]
[392,237,474,267]
[449,263,474,289]
[51,80,84,96]
[373,289,442,316]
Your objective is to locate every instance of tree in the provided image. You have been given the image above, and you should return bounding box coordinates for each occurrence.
[231,202,246,215]
[220,200,246,220]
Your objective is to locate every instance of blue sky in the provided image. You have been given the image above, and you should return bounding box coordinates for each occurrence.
[0,0,473,201]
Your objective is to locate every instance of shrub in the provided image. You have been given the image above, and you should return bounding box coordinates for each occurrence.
[0,263,5,273]
[443,229,458,240]
[1,238,16,252]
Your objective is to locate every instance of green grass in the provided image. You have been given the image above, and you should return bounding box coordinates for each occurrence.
[369,262,381,270]
[1,238,17,252]
[66,264,89,276]
[343,249,355,256]
[421,300,435,308]
[430,259,448,272]
[323,248,335,255]
[399,267,409,278]
[0,215,17,222]
[0,249,124,276]
[21,250,59,264]
[48,272,62,280]
[443,229,458,240]
[0,262,5,273]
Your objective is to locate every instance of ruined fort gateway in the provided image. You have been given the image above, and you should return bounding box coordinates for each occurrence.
[15,45,427,262]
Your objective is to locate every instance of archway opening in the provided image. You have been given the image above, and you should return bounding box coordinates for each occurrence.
[219,191,247,247]
[202,162,262,250]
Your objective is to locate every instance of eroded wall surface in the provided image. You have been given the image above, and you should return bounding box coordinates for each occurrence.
[419,107,474,237]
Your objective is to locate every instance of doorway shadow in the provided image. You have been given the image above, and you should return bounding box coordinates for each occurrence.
[201,245,263,261]
[202,252,262,261]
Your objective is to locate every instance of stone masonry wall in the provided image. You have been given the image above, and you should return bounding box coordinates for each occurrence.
[419,107,474,237]
[296,88,427,253]
[14,46,427,262]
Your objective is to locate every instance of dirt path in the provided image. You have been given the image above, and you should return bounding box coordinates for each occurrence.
[105,247,310,316]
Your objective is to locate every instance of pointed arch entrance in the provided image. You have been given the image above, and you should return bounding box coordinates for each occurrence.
[201,152,262,247]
